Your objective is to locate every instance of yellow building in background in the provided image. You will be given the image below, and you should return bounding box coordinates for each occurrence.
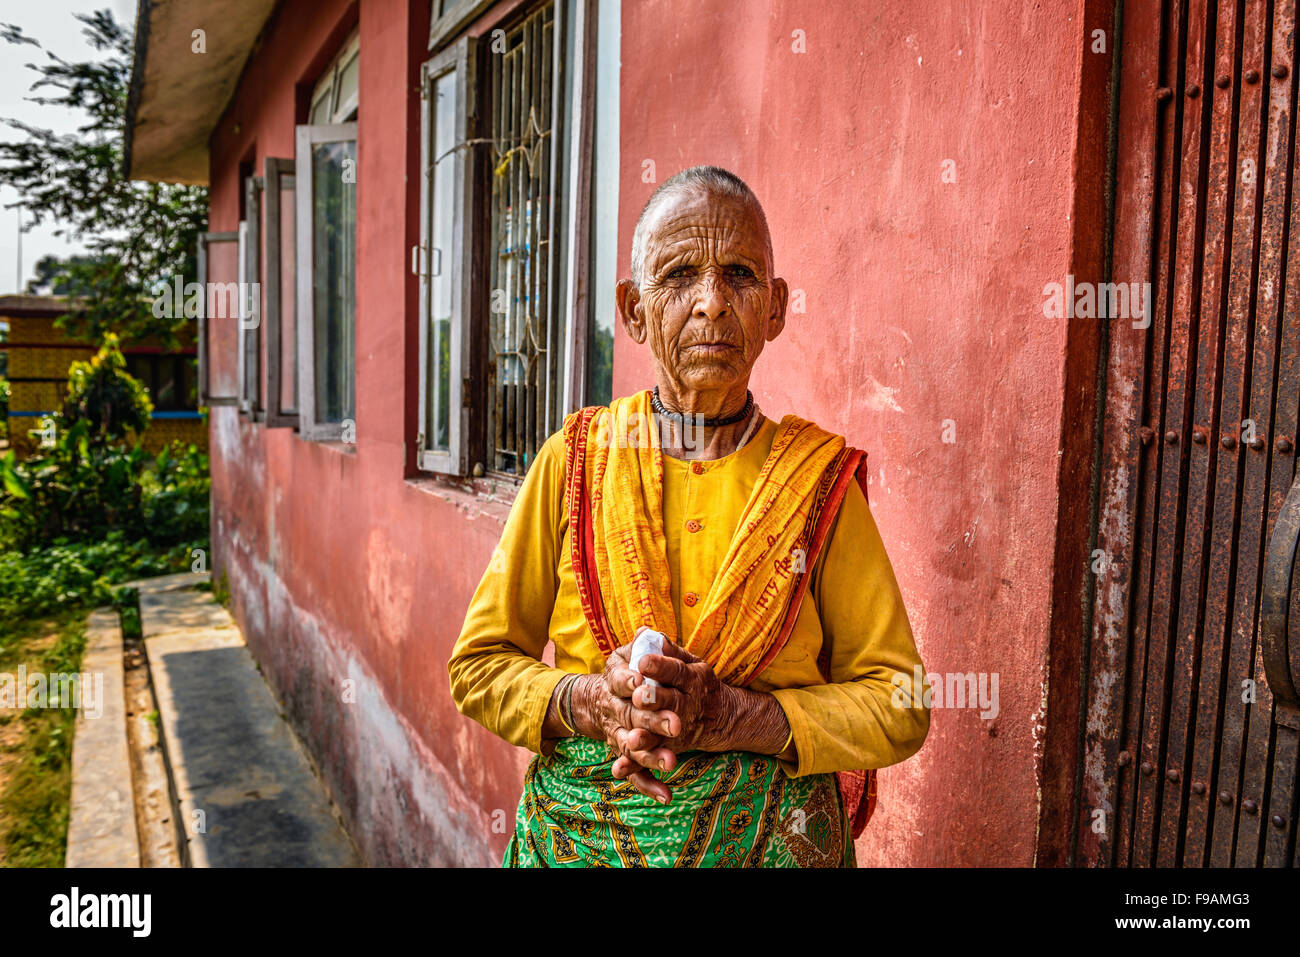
[0,295,206,457]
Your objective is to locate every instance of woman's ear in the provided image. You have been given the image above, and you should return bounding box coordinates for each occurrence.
[617,278,647,344]
[765,277,789,342]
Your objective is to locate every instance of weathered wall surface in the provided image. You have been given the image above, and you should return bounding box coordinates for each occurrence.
[611,0,1092,865]
[208,0,528,866]
[208,0,1095,866]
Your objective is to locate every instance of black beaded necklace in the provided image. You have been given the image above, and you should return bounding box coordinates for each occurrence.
[651,386,754,427]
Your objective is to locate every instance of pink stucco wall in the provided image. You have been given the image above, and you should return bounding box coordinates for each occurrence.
[207,0,1099,866]
[612,0,1098,866]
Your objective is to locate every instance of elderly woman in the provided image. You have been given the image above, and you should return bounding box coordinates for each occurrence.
[449,165,928,868]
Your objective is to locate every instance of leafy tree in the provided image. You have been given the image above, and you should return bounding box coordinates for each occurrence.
[61,334,152,444]
[24,253,107,296]
[0,10,207,347]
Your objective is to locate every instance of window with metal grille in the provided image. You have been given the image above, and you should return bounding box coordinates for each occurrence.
[487,3,561,475]
[417,0,610,479]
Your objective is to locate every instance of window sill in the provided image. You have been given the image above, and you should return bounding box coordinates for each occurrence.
[405,470,521,524]
[306,438,357,456]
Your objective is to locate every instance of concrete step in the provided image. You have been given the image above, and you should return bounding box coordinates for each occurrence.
[141,584,361,867]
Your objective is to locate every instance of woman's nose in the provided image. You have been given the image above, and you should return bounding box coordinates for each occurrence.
[692,272,730,319]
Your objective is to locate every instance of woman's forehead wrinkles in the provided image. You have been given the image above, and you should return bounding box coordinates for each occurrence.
[649,220,767,265]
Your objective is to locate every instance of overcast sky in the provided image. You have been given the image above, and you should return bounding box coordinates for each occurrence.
[0,0,138,294]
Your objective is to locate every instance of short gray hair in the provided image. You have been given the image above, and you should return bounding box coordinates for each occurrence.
[629,165,772,288]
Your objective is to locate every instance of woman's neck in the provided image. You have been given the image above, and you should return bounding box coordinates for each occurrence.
[655,407,764,460]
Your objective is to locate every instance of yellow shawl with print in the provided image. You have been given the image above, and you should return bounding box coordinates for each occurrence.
[573,388,846,685]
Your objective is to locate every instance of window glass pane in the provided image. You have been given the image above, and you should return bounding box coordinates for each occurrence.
[310,86,333,124]
[204,239,240,398]
[585,311,613,407]
[311,139,357,426]
[488,2,559,475]
[337,51,360,119]
[427,69,457,452]
[586,0,617,410]
[279,176,298,414]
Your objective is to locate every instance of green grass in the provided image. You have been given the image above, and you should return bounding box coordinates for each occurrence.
[0,612,87,867]
[116,586,142,640]
[212,572,230,608]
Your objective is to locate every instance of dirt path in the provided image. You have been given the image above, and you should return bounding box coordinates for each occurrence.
[123,629,181,867]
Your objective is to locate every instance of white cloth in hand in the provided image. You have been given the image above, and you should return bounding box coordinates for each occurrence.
[629,629,666,689]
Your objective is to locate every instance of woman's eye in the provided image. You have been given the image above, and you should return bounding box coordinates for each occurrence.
[727,265,755,280]
[665,266,692,279]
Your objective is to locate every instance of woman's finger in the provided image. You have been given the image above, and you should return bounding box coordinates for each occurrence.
[627,769,672,804]
[628,704,681,738]
[653,638,701,664]
[632,682,684,714]
[637,653,693,690]
[611,754,644,779]
[605,662,642,698]
[628,745,677,773]
[622,726,662,752]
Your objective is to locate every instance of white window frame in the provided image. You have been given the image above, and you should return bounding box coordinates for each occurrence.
[295,121,358,443]
[311,31,360,124]
[428,0,495,52]
[416,38,476,474]
[237,174,263,418]
[294,31,360,444]
[196,230,239,407]
[561,0,597,412]
[264,157,298,429]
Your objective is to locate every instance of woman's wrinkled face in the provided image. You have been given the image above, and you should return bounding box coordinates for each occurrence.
[621,189,787,396]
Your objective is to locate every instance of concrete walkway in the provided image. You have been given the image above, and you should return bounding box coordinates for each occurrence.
[138,573,360,866]
[66,609,139,867]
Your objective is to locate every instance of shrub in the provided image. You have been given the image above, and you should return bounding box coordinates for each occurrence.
[0,421,148,550]
[140,442,210,548]
[0,534,191,642]
[0,331,208,553]
[0,437,208,554]
[60,335,152,445]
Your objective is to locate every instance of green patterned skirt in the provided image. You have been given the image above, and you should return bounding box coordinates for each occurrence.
[504,737,855,868]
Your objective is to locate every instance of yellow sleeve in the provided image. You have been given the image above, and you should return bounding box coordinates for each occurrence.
[448,431,568,755]
[770,479,930,776]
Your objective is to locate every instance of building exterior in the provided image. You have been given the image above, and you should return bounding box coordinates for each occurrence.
[0,295,205,456]
[123,0,1300,867]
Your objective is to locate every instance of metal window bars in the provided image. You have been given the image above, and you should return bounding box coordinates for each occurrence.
[487,2,562,475]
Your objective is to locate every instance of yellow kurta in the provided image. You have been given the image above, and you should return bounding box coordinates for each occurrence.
[449,415,929,777]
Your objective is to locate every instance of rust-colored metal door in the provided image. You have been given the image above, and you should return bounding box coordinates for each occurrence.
[1081,0,1300,867]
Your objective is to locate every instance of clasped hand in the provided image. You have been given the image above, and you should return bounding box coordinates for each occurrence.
[575,627,739,804]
